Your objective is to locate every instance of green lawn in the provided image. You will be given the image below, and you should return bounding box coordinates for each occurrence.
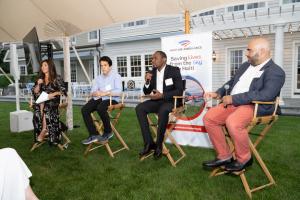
[0,102,299,200]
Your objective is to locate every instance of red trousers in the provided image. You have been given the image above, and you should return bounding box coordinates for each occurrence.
[203,104,254,163]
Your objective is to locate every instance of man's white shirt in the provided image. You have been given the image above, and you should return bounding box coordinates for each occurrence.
[231,59,270,95]
[144,65,166,94]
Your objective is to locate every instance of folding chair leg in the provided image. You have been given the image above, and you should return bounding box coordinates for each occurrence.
[236,140,276,199]
[30,141,46,151]
[60,132,71,149]
[164,130,186,166]
[141,117,186,166]
[167,134,186,156]
[104,143,114,158]
[240,173,252,198]
[253,121,274,147]
[249,140,276,186]
[84,116,129,158]
[84,143,105,156]
[84,144,93,156]
[111,123,129,151]
[162,143,176,167]
[210,139,276,198]
[57,144,65,151]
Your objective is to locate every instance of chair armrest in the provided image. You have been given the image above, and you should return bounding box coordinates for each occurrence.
[173,95,185,110]
[252,97,279,117]
[252,101,277,105]
[173,96,184,99]
[86,93,124,106]
[85,95,92,102]
[29,96,33,109]
[108,93,125,105]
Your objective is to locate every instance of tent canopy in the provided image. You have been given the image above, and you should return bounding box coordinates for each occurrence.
[0,0,256,42]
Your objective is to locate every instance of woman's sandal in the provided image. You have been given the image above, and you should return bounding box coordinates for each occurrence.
[37,129,48,142]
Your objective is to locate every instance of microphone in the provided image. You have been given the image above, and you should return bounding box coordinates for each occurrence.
[224,84,230,108]
[146,78,150,85]
[145,67,153,85]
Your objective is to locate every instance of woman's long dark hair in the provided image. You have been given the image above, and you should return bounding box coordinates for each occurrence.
[38,59,57,83]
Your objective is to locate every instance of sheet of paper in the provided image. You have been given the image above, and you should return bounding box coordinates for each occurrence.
[35,91,49,104]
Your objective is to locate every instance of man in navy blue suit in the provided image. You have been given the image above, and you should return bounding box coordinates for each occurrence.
[202,38,285,172]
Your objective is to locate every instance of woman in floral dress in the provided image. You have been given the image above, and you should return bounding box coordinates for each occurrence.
[32,59,67,144]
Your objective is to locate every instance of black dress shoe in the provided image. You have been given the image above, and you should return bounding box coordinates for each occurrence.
[139,143,156,157]
[153,147,163,160]
[202,157,233,169]
[225,157,253,172]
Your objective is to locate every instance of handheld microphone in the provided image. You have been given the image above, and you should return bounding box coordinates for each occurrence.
[145,67,153,85]
[146,78,150,85]
[224,84,230,108]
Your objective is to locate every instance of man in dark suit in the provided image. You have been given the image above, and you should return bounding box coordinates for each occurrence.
[202,38,285,172]
[136,51,183,159]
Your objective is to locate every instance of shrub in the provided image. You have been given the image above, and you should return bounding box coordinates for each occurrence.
[19,74,38,83]
[0,74,13,88]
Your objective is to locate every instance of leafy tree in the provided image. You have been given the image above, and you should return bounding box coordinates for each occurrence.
[0,49,9,73]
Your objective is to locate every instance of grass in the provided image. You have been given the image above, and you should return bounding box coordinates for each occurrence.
[0,102,300,200]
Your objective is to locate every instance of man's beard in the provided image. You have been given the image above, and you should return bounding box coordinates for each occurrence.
[248,54,260,66]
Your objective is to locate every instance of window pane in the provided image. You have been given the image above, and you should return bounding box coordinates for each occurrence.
[247,2,265,9]
[199,10,214,16]
[144,54,152,72]
[283,0,300,4]
[130,55,141,77]
[297,46,300,89]
[229,49,243,78]
[89,31,98,40]
[136,20,146,26]
[71,62,77,82]
[19,65,26,75]
[228,4,244,12]
[117,56,127,77]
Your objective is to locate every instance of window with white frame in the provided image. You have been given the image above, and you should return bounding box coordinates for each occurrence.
[19,65,27,75]
[88,60,95,79]
[117,56,128,77]
[228,4,245,12]
[71,61,77,82]
[88,30,99,42]
[228,2,267,12]
[296,45,300,91]
[122,20,148,29]
[229,49,244,78]
[247,2,266,9]
[199,10,214,16]
[136,20,147,26]
[130,55,141,77]
[144,54,152,72]
[123,22,135,28]
[283,0,300,4]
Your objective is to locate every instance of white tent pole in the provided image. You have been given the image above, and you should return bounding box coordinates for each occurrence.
[63,37,73,130]
[10,43,20,111]
[93,50,98,78]
[72,46,92,84]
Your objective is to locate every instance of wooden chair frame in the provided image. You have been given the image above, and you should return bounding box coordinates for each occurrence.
[209,97,279,198]
[30,95,71,151]
[140,95,186,167]
[84,93,129,158]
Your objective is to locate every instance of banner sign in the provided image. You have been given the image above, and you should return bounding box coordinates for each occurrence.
[161,33,213,147]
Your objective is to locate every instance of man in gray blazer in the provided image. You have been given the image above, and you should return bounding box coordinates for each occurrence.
[202,38,285,172]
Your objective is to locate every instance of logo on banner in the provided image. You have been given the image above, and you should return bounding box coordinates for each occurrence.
[178,40,191,47]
